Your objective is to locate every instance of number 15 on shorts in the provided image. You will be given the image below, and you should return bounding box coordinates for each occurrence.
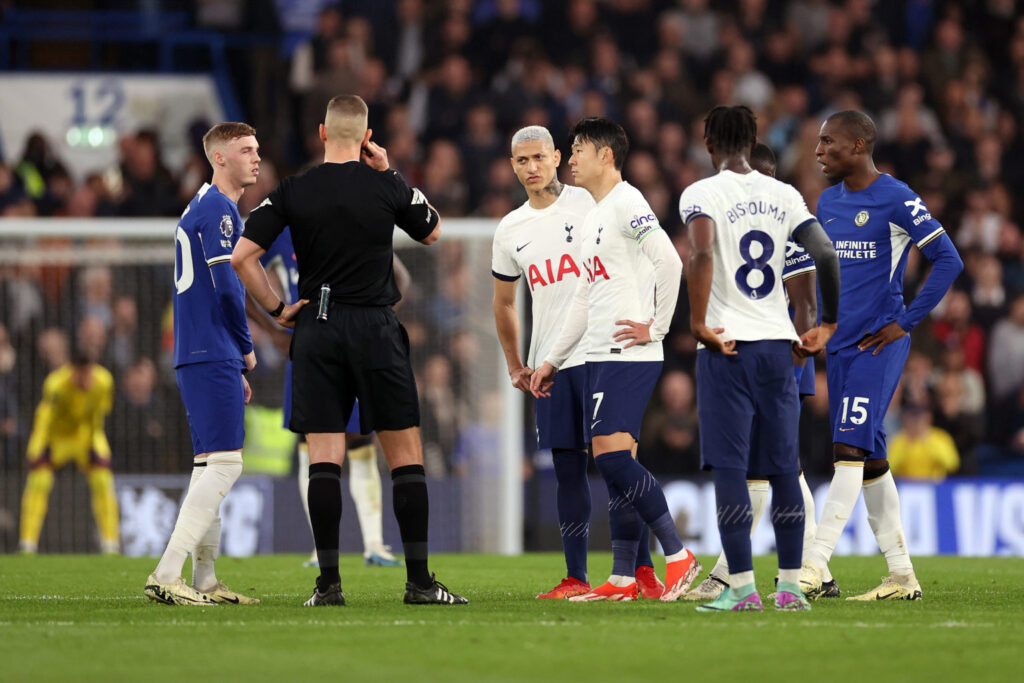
[840,396,869,425]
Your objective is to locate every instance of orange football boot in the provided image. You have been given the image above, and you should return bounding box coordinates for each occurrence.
[536,577,591,599]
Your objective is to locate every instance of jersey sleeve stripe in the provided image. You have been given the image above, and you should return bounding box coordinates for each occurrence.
[682,211,712,226]
[206,254,233,266]
[781,264,816,281]
[492,270,520,282]
[916,227,945,247]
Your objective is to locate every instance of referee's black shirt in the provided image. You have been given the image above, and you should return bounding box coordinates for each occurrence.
[244,161,437,306]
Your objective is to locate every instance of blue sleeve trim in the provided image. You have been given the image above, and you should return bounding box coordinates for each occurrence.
[682,211,713,226]
[492,270,520,282]
[791,217,818,242]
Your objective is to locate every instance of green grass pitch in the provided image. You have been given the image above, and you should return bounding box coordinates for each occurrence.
[2,553,1022,682]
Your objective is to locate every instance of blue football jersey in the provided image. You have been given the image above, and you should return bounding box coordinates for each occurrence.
[259,227,300,305]
[173,183,252,368]
[817,174,948,350]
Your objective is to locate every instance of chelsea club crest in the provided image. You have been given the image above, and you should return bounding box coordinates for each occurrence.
[855,210,870,226]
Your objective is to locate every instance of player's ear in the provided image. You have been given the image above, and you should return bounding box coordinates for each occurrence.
[318,124,328,143]
[552,148,561,167]
[362,128,373,146]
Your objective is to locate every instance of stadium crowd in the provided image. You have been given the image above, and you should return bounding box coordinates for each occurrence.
[2,0,1024,481]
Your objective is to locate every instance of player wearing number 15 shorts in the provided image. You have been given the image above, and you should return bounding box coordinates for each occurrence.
[800,111,963,601]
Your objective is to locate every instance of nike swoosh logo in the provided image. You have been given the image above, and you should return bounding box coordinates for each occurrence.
[876,590,899,600]
[591,420,602,429]
[825,218,837,224]
[839,427,854,432]
[834,514,848,521]
[220,596,240,604]
[516,242,531,252]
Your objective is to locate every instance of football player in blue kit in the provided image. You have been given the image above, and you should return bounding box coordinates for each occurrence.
[801,111,963,601]
[685,142,827,601]
[680,106,841,612]
[250,228,406,567]
[145,122,302,606]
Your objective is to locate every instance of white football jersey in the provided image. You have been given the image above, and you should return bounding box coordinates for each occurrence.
[575,181,675,363]
[678,170,816,343]
[492,184,595,369]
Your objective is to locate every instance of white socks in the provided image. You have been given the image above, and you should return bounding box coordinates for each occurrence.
[154,451,242,584]
[711,480,769,580]
[609,574,636,587]
[193,516,221,591]
[863,470,914,575]
[805,462,864,577]
[348,443,384,555]
[799,472,817,551]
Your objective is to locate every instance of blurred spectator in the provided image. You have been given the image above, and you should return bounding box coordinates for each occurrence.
[970,253,1007,330]
[988,293,1024,405]
[419,354,463,477]
[117,130,181,216]
[641,370,700,475]
[109,358,169,471]
[931,290,986,374]
[888,406,960,480]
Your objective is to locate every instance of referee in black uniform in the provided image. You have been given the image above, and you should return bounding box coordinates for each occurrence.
[232,94,467,606]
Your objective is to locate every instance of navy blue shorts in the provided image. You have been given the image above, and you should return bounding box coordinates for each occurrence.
[284,360,361,434]
[176,360,246,456]
[798,356,815,398]
[827,335,910,460]
[696,341,800,476]
[584,360,662,442]
[535,363,588,450]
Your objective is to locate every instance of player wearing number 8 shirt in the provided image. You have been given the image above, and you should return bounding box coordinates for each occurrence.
[679,106,841,612]
[531,117,700,602]
[492,126,663,600]
[800,111,963,601]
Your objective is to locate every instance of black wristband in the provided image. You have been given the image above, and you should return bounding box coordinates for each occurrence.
[268,301,285,318]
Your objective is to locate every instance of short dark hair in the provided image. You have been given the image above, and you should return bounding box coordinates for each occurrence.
[750,142,776,175]
[703,105,757,155]
[826,110,877,151]
[570,117,629,170]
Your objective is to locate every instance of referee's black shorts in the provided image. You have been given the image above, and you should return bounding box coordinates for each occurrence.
[289,303,420,434]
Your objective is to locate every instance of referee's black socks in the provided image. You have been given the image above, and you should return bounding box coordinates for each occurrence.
[391,464,432,588]
[308,461,342,590]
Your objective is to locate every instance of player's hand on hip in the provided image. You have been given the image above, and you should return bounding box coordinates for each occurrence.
[242,375,252,405]
[797,321,838,356]
[530,362,557,399]
[692,323,737,355]
[510,366,534,393]
[276,299,309,329]
[243,350,257,372]
[857,321,906,355]
[360,129,389,171]
[614,318,654,348]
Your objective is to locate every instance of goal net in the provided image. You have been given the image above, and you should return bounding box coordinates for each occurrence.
[0,218,522,555]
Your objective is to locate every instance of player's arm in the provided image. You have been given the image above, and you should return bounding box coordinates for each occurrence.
[25,383,55,462]
[685,216,735,355]
[244,256,293,354]
[615,228,682,348]
[531,274,590,398]
[792,220,840,355]
[784,269,816,369]
[493,276,531,393]
[859,197,964,354]
[392,171,442,245]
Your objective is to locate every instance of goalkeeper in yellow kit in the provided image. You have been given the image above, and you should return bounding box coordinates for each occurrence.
[19,350,120,554]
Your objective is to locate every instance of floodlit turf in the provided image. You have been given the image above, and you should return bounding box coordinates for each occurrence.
[1,553,1022,682]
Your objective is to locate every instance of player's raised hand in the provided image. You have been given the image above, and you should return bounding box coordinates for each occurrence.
[242,375,252,405]
[510,365,534,393]
[614,318,654,348]
[691,323,737,355]
[857,321,906,355]
[360,129,389,171]
[243,350,257,372]
[530,362,557,399]
[797,321,838,356]
[275,299,309,329]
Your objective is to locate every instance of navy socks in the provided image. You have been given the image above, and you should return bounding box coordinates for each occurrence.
[552,449,591,583]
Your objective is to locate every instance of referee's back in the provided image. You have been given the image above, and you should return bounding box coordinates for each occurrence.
[245,161,437,306]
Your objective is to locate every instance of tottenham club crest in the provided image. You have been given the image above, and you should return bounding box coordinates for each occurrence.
[565,223,574,243]
[219,215,234,238]
[855,210,870,226]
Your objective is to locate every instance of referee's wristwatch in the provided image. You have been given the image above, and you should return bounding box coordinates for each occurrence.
[268,301,285,318]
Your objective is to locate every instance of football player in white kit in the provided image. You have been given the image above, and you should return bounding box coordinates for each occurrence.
[492,126,665,600]
[679,105,840,612]
[531,117,700,603]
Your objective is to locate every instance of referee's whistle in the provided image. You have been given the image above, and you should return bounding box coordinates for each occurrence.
[317,283,330,321]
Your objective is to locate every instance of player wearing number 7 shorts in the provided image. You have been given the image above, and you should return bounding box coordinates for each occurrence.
[800,111,963,601]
